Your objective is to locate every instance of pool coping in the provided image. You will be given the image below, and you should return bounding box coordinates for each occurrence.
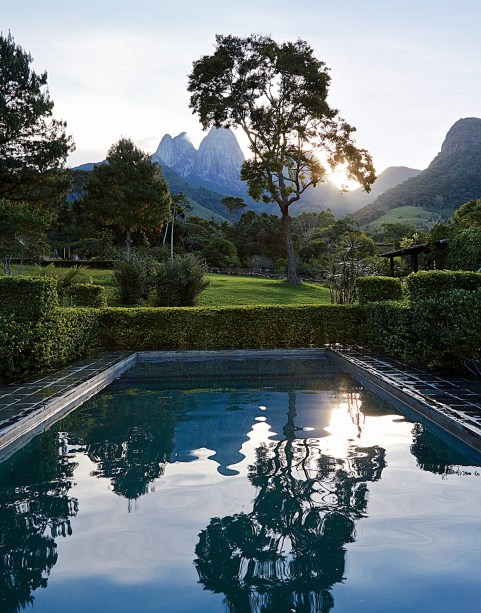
[0,347,480,461]
[328,347,481,454]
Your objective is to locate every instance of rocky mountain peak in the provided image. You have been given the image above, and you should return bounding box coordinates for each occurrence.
[439,117,481,158]
[153,126,246,194]
[195,127,245,188]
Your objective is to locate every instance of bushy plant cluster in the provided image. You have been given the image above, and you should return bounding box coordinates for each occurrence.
[113,253,209,307]
[151,254,209,307]
[446,229,481,272]
[113,254,159,305]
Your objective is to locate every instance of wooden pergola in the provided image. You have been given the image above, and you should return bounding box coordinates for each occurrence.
[380,239,448,276]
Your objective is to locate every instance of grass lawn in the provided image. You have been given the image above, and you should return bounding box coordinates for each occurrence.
[9,266,331,306]
[198,274,331,306]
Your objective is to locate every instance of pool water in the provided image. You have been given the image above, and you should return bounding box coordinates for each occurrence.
[1,356,481,613]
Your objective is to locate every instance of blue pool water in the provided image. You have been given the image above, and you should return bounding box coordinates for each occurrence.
[1,355,481,612]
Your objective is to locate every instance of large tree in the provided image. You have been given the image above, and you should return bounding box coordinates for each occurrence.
[188,35,376,283]
[83,138,171,254]
[0,32,74,210]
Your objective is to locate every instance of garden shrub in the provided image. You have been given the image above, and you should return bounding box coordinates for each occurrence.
[355,276,403,304]
[405,270,481,302]
[99,304,369,350]
[151,254,210,307]
[113,254,159,305]
[66,284,107,307]
[0,276,58,320]
[0,275,100,381]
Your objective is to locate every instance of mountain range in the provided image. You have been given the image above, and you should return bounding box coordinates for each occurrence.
[353,117,481,226]
[150,127,421,220]
[75,117,481,225]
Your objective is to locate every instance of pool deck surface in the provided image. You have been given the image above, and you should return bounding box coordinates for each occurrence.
[0,347,481,458]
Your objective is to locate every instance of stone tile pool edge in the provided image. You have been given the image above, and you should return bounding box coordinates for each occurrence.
[0,347,480,462]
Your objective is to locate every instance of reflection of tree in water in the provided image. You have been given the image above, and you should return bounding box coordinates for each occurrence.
[410,423,480,477]
[63,389,179,501]
[195,392,386,612]
[0,432,78,613]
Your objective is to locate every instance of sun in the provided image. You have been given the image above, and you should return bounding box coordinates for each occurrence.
[328,164,361,191]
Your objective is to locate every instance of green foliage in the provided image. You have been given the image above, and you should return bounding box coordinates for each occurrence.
[99,304,369,351]
[36,264,92,304]
[188,34,375,283]
[0,312,34,379]
[451,198,481,228]
[66,284,106,308]
[355,276,403,304]
[83,138,171,253]
[366,300,417,362]
[0,32,74,209]
[25,308,100,377]
[405,270,481,302]
[0,199,50,272]
[366,291,481,374]
[327,234,376,304]
[151,254,210,307]
[0,276,58,320]
[201,237,240,269]
[113,255,159,305]
[446,229,481,271]
[0,275,99,380]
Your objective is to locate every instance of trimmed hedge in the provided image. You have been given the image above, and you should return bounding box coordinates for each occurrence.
[99,304,369,351]
[405,270,481,302]
[355,276,403,304]
[0,276,58,320]
[0,307,99,381]
[66,284,107,307]
[365,290,481,373]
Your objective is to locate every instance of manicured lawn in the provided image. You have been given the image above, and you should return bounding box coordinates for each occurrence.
[198,274,331,306]
[9,266,331,306]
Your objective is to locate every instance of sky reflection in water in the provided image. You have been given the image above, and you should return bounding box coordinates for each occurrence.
[0,359,481,613]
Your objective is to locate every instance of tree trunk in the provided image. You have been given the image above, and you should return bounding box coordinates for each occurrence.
[125,229,132,256]
[281,207,300,284]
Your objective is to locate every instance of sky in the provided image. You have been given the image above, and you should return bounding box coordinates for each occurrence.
[3,0,481,176]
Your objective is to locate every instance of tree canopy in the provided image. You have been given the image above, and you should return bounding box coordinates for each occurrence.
[188,34,375,283]
[83,138,172,254]
[0,31,74,209]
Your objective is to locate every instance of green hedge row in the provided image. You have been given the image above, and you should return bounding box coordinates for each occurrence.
[355,276,403,304]
[66,284,107,307]
[99,305,369,351]
[366,290,481,373]
[0,307,99,380]
[405,270,481,302]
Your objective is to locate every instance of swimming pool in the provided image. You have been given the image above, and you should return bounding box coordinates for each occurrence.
[1,354,481,612]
